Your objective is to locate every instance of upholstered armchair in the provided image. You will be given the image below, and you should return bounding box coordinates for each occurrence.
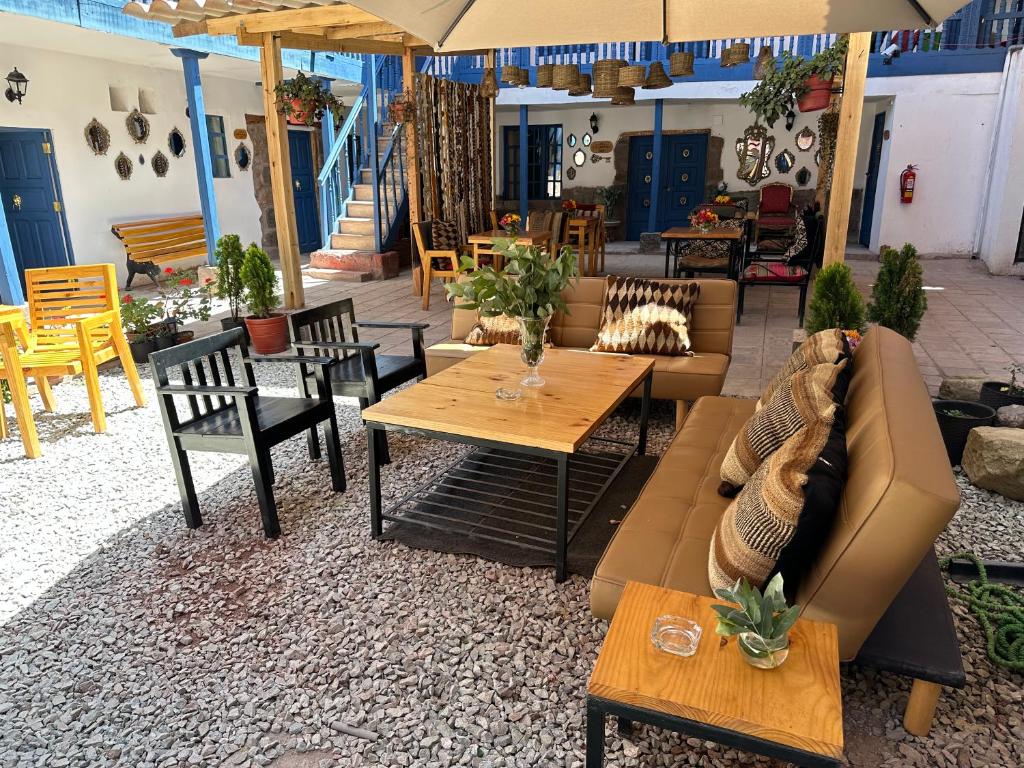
[755,183,797,248]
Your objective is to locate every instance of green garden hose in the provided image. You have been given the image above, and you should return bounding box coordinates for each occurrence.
[941,552,1024,673]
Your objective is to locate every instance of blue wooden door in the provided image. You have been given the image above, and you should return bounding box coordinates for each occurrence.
[0,129,71,288]
[626,134,707,240]
[860,111,887,248]
[288,130,320,253]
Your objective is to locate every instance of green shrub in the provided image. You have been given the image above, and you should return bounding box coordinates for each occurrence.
[805,262,866,335]
[215,234,246,321]
[239,244,280,319]
[867,243,927,342]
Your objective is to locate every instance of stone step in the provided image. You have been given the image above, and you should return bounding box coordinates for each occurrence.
[336,216,375,235]
[331,231,376,250]
[352,184,374,202]
[345,200,374,218]
[308,248,399,281]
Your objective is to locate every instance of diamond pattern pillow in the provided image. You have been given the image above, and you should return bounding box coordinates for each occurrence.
[432,220,460,251]
[591,276,700,356]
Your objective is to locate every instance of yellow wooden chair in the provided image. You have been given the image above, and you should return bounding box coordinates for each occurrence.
[0,264,145,458]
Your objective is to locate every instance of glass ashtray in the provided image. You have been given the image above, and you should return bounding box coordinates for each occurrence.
[495,387,522,401]
[650,615,702,657]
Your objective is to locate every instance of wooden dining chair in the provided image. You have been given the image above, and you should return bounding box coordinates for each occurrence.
[566,218,597,276]
[0,312,58,458]
[412,221,461,311]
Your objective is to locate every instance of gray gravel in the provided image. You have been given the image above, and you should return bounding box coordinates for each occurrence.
[0,364,1021,768]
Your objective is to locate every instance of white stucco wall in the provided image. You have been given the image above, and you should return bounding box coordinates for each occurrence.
[0,41,264,284]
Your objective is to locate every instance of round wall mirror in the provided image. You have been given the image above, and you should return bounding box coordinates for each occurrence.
[168,128,187,158]
[815,148,821,166]
[84,118,110,156]
[567,133,577,147]
[234,143,251,171]
[126,109,150,144]
[566,167,576,180]
[573,149,586,167]
[582,133,592,147]
[114,152,133,181]
[795,126,815,151]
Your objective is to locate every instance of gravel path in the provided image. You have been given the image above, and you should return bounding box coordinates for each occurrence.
[0,365,1021,768]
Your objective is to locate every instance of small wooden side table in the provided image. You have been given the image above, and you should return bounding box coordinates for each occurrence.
[586,582,843,768]
[661,226,744,279]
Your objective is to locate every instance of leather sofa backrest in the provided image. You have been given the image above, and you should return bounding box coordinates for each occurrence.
[799,326,960,660]
[449,276,737,357]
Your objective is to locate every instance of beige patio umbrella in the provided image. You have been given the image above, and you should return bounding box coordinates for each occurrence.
[344,0,970,51]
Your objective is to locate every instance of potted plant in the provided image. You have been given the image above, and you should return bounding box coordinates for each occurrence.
[387,89,415,125]
[867,243,927,342]
[932,400,996,466]
[274,72,344,127]
[499,212,521,236]
[240,243,288,354]
[739,38,848,125]
[119,294,168,363]
[596,186,623,221]
[804,263,867,336]
[161,267,212,343]
[447,241,577,389]
[980,363,1024,409]
[712,573,800,670]
[214,234,249,343]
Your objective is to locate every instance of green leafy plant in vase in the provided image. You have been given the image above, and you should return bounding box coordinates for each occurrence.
[447,241,577,389]
[239,244,286,354]
[712,573,800,670]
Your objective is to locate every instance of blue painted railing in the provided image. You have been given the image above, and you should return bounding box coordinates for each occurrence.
[317,55,406,252]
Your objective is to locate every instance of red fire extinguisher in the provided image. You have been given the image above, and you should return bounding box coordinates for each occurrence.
[900,165,917,205]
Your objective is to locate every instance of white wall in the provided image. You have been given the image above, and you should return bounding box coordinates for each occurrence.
[0,41,264,284]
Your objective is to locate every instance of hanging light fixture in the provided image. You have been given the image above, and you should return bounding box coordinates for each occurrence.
[4,67,28,104]
[589,112,600,134]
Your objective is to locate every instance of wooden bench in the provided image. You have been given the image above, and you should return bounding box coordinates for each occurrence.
[111,214,207,289]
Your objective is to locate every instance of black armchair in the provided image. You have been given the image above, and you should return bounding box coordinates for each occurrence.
[151,328,345,538]
[288,299,429,465]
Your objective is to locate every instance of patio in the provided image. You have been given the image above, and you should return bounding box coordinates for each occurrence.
[1,256,1022,768]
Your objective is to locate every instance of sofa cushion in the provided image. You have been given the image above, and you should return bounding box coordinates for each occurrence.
[741,262,808,283]
[759,328,849,406]
[708,407,838,592]
[433,219,460,250]
[591,276,700,356]
[719,359,848,495]
[465,314,521,345]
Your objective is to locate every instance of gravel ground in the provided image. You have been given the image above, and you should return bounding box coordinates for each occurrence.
[0,363,1021,768]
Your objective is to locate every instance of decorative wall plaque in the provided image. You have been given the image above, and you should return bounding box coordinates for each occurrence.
[589,140,613,154]
[126,109,151,144]
[233,128,248,140]
[566,167,576,180]
[114,152,133,180]
[84,118,110,156]
[735,125,774,186]
[152,150,169,178]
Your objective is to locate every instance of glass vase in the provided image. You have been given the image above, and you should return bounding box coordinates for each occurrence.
[518,316,550,388]
[737,631,790,670]
[504,225,520,237]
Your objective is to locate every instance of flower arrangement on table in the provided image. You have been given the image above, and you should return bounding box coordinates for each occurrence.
[689,208,719,233]
[562,199,577,213]
[714,194,732,205]
[499,212,522,236]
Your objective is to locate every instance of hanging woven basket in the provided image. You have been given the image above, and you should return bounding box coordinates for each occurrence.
[568,73,592,97]
[642,61,672,89]
[500,65,522,83]
[536,63,554,88]
[514,67,531,87]
[752,46,776,80]
[480,67,498,98]
[611,86,635,106]
[617,64,645,87]
[552,64,580,90]
[592,59,627,98]
[721,42,750,68]
[669,51,694,77]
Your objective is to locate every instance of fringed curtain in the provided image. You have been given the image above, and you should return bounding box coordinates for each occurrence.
[414,73,493,244]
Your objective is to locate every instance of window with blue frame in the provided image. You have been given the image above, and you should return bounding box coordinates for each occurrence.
[205,115,231,178]
[503,125,563,200]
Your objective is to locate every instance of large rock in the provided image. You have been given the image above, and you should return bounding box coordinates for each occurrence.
[961,427,1024,501]
[996,404,1024,428]
[938,377,986,402]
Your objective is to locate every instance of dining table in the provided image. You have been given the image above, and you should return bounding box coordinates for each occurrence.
[467,229,553,270]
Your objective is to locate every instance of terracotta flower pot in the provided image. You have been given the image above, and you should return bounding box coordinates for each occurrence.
[245,314,289,355]
[797,75,834,113]
[287,98,309,126]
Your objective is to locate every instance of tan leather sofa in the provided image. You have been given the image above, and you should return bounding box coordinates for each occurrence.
[425,277,738,425]
[590,325,960,663]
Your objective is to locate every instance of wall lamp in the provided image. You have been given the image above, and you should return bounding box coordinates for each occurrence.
[5,68,28,104]
[589,112,599,134]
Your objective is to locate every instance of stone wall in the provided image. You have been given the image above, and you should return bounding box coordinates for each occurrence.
[245,114,279,259]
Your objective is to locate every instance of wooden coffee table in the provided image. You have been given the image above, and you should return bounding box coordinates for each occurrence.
[587,582,843,767]
[661,225,744,279]
[361,345,654,582]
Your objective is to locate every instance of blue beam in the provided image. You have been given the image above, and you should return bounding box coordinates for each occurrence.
[172,49,220,265]
[0,205,23,306]
[647,99,664,234]
[315,74,336,161]
[367,55,383,253]
[519,105,529,222]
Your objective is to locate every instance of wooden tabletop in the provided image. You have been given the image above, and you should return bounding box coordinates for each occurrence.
[468,230,552,244]
[362,345,653,454]
[661,226,741,240]
[589,582,843,761]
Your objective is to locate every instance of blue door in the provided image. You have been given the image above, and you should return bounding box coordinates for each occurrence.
[860,111,887,248]
[0,129,72,288]
[626,134,707,240]
[288,130,320,253]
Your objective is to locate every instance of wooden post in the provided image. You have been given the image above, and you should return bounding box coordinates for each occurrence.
[259,32,305,309]
[519,105,529,222]
[903,680,942,737]
[402,45,424,295]
[822,31,870,267]
[486,49,497,212]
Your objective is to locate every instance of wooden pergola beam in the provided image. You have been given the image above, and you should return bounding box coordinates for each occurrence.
[236,29,401,54]
[324,21,405,39]
[206,4,383,35]
[822,31,871,266]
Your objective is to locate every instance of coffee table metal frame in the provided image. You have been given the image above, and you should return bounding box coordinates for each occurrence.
[364,371,653,583]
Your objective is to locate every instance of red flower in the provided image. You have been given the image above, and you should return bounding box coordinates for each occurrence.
[178,278,193,286]
[123,295,134,304]
[164,267,174,274]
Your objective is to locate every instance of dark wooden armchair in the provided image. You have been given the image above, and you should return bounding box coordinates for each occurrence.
[288,298,428,466]
[151,328,345,538]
